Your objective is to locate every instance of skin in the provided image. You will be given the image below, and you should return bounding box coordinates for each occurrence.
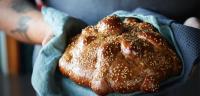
[184,17,200,29]
[0,0,52,44]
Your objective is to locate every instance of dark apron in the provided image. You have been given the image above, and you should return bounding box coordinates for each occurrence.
[45,0,200,24]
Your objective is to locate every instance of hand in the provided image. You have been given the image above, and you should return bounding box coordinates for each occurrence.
[42,32,54,45]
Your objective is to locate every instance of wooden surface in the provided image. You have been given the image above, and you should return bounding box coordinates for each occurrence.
[6,35,20,75]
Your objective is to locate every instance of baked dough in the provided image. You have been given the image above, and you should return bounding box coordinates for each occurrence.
[59,16,182,95]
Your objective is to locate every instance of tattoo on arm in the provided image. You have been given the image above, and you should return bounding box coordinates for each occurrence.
[11,0,34,13]
[11,16,31,41]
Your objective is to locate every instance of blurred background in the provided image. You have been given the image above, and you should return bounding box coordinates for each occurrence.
[0,31,36,96]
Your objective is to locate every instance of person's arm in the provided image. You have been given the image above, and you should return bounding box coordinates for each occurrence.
[0,0,52,44]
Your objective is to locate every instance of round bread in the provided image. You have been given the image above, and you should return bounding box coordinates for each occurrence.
[59,16,182,95]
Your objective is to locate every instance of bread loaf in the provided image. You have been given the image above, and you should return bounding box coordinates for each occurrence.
[59,16,182,95]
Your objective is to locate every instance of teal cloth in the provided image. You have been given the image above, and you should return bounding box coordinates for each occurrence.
[32,7,183,96]
[31,7,87,96]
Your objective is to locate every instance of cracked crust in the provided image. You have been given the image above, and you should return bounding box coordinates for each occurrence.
[59,16,182,95]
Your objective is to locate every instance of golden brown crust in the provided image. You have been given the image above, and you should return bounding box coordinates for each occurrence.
[59,16,182,95]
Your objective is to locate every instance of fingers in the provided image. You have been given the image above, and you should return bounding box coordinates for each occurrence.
[42,33,54,45]
[184,17,200,29]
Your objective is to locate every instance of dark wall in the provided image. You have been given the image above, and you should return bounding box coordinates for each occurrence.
[19,43,34,75]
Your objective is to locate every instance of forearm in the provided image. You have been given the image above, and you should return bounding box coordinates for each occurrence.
[0,0,52,44]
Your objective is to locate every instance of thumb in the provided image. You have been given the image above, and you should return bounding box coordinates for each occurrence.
[184,17,200,29]
[42,33,55,45]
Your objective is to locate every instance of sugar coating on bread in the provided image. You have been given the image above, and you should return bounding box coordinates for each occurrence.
[59,16,182,95]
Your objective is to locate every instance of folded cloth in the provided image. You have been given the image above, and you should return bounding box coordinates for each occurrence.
[31,7,87,96]
[133,8,200,92]
[31,7,200,96]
